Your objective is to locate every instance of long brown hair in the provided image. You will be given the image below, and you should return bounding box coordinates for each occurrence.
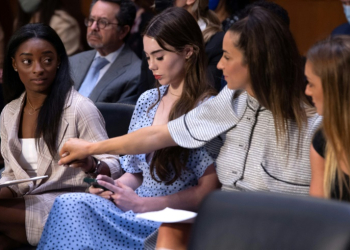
[307,36,350,199]
[229,6,309,140]
[190,0,222,43]
[143,7,216,184]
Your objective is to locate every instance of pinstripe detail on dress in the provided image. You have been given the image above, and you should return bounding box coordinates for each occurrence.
[168,86,322,195]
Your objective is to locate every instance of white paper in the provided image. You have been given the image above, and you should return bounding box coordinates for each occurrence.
[136,207,197,223]
[0,175,48,188]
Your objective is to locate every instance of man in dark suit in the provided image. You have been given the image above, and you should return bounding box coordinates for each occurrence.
[70,0,141,104]
[332,0,350,36]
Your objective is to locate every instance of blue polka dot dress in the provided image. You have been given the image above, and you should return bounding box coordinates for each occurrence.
[37,86,214,250]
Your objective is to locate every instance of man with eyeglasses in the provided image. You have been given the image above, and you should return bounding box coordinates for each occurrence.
[332,0,350,36]
[70,0,141,104]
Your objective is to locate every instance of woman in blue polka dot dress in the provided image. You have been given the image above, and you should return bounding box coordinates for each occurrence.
[37,7,220,250]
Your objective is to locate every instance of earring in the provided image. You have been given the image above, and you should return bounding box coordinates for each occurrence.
[14,68,17,71]
[57,66,60,69]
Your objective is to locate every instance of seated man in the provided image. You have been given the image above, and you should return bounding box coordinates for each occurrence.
[332,0,350,36]
[70,0,141,104]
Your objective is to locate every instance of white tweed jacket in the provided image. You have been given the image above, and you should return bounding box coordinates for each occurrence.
[168,86,322,195]
[0,89,121,245]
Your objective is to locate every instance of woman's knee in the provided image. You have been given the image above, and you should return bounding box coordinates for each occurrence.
[0,199,25,224]
[156,223,192,250]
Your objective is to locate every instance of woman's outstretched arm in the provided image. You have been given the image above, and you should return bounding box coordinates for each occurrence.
[58,124,177,165]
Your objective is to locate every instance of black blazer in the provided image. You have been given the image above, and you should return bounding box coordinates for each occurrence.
[205,31,224,91]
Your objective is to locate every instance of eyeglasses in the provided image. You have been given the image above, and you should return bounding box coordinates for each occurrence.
[84,17,119,29]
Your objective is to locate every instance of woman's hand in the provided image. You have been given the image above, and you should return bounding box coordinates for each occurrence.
[97,179,143,213]
[89,187,114,199]
[89,175,115,199]
[58,138,93,165]
[64,156,95,173]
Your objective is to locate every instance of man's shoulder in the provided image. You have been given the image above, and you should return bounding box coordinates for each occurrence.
[120,45,141,64]
[69,50,96,62]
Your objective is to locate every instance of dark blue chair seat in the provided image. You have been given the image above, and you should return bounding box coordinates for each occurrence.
[189,191,350,250]
[95,102,135,138]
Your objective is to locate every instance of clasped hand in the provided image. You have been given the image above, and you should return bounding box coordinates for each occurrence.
[89,175,143,213]
[58,138,92,166]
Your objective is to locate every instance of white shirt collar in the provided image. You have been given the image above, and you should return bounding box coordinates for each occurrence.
[198,19,207,32]
[94,43,125,63]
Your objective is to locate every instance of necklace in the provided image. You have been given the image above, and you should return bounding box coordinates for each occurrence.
[26,97,42,115]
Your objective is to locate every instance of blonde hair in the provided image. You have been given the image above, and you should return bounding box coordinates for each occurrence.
[307,36,350,199]
[190,0,222,43]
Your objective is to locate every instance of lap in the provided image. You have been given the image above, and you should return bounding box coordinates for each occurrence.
[55,192,159,227]
[39,193,160,249]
